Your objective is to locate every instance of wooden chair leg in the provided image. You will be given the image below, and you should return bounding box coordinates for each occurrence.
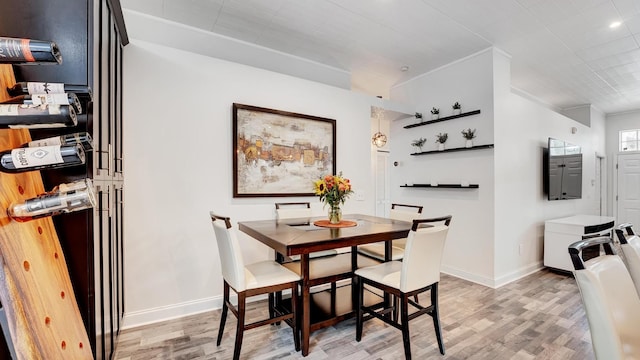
[291,283,300,351]
[400,293,412,360]
[355,277,364,342]
[217,282,229,346]
[431,283,445,355]
[233,292,246,360]
[413,294,419,304]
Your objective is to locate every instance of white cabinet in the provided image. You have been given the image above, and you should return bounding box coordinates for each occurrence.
[544,215,615,272]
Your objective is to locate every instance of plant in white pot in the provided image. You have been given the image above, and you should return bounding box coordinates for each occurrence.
[414,112,423,124]
[461,128,476,148]
[435,132,448,151]
[430,107,440,120]
[452,101,461,115]
[411,137,427,153]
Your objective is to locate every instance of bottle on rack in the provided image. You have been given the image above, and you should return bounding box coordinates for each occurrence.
[1,92,82,114]
[7,82,92,101]
[7,179,95,222]
[0,37,62,64]
[25,132,93,151]
[0,144,85,173]
[0,104,77,128]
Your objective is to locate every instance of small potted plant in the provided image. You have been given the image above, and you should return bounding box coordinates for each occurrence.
[452,101,461,115]
[435,132,448,151]
[411,137,427,153]
[430,107,440,120]
[414,112,423,124]
[461,128,476,148]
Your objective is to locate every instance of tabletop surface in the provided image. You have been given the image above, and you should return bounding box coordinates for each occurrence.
[238,213,411,256]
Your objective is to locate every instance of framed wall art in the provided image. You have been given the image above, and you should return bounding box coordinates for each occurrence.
[233,103,337,197]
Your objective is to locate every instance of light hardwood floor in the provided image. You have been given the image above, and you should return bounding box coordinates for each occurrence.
[113,269,594,359]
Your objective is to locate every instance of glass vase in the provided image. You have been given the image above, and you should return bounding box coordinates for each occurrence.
[328,204,342,224]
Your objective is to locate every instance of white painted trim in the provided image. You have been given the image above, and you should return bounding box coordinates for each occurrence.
[121,294,268,330]
[493,262,544,288]
[511,86,562,113]
[441,265,495,288]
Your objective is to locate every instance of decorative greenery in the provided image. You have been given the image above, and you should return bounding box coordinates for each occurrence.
[431,107,440,115]
[461,128,476,140]
[412,137,427,148]
[313,172,353,208]
[414,112,423,119]
[435,132,448,144]
[452,102,461,110]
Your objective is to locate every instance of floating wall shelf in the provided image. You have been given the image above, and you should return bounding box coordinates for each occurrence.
[411,144,494,155]
[400,184,479,189]
[404,109,481,129]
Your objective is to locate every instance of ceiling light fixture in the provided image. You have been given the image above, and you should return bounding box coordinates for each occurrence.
[610,21,622,28]
[400,65,409,72]
[372,96,387,148]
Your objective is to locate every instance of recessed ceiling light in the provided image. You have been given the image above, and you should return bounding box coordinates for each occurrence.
[610,21,622,28]
[400,66,409,72]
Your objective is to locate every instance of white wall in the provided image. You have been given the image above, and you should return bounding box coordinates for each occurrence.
[605,110,640,216]
[122,39,382,328]
[390,49,496,285]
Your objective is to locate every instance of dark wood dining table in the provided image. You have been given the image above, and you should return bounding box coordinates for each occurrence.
[238,213,412,356]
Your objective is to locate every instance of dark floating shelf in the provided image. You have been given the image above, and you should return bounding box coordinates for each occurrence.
[401,184,479,189]
[404,109,481,129]
[411,144,494,155]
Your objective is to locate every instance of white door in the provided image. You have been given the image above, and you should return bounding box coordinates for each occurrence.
[375,151,390,217]
[617,153,640,226]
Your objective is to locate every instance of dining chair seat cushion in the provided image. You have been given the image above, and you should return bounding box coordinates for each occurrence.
[244,260,301,290]
[283,252,381,280]
[355,260,403,288]
[358,243,405,261]
[620,235,640,297]
[289,249,339,261]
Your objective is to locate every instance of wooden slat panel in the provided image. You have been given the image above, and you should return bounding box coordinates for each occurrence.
[0,64,92,359]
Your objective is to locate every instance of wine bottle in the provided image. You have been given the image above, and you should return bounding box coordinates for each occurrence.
[7,82,92,100]
[0,144,85,173]
[1,93,82,114]
[0,37,62,64]
[0,104,77,128]
[7,179,95,222]
[26,132,93,151]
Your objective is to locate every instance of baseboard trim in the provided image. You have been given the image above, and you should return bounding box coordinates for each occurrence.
[121,294,268,330]
[441,262,544,289]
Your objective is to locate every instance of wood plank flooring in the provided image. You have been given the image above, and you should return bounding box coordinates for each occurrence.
[113,269,594,359]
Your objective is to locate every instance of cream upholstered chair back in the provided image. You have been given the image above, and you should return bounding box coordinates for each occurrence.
[210,212,247,292]
[275,202,312,220]
[389,204,423,248]
[616,229,640,297]
[569,237,640,360]
[400,216,451,292]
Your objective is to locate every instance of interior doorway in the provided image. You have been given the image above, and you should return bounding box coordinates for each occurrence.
[617,153,640,226]
[374,150,390,217]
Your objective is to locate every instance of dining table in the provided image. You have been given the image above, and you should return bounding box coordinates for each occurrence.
[238,213,412,356]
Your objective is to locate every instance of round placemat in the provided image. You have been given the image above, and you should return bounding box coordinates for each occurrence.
[313,219,358,228]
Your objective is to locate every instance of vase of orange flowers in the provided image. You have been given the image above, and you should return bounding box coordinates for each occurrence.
[313,172,353,224]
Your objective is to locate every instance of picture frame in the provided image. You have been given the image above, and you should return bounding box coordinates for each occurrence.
[233,103,337,197]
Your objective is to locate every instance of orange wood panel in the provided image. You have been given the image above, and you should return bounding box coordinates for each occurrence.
[0,64,92,359]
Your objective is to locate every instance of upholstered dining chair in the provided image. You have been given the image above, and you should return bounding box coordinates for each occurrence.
[568,236,640,360]
[275,202,338,260]
[210,212,301,360]
[355,215,452,360]
[358,203,423,261]
[615,223,640,297]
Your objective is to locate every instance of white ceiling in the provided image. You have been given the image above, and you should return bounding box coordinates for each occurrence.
[121,0,640,114]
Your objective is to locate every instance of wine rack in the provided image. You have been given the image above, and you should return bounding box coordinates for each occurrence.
[0,1,128,359]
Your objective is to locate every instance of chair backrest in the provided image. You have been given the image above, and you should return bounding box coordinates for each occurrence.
[275,202,312,220]
[616,228,640,297]
[569,237,640,359]
[210,212,246,291]
[389,204,423,248]
[400,216,452,292]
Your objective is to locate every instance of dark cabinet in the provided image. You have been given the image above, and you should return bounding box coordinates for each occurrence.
[0,1,127,358]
